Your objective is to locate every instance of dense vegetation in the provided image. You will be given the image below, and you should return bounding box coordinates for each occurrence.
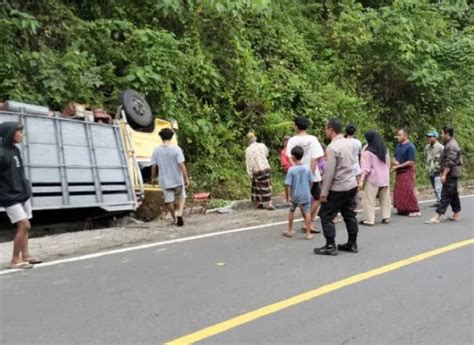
[1,0,472,198]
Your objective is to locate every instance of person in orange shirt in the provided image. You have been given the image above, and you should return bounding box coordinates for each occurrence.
[280,135,291,173]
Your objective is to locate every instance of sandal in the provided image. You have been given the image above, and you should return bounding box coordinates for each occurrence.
[24,257,43,264]
[306,234,314,240]
[359,220,374,226]
[424,218,440,224]
[448,216,461,222]
[408,212,421,217]
[301,226,321,234]
[267,205,276,211]
[282,231,294,238]
[8,262,34,269]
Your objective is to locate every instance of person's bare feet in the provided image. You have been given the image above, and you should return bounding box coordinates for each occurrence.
[424,218,440,224]
[449,213,461,221]
[408,212,421,217]
[306,234,314,240]
[283,230,294,238]
[301,225,320,234]
[9,261,33,269]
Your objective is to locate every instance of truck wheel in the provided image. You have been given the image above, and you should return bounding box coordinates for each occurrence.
[119,90,154,130]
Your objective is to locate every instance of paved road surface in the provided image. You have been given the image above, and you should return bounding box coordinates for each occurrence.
[1,198,473,344]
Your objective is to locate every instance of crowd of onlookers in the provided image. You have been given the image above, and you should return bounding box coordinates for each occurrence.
[244,116,463,256]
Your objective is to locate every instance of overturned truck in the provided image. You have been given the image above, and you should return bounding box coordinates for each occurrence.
[0,90,176,215]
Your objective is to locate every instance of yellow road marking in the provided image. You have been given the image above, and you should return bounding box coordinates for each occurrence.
[166,238,474,344]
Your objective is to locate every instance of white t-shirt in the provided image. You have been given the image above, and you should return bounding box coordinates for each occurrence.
[348,138,362,176]
[151,145,185,189]
[286,134,324,182]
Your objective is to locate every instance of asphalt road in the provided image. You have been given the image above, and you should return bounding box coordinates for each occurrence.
[1,197,473,345]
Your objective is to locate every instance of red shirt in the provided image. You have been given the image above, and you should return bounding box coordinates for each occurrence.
[280,149,291,172]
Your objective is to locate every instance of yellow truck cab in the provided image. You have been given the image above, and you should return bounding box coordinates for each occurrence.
[117,90,178,204]
[121,118,178,193]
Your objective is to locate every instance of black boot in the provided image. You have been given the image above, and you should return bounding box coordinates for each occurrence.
[337,242,358,253]
[314,237,338,256]
[338,234,358,253]
[314,245,338,255]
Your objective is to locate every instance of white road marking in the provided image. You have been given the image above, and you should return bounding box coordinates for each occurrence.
[1,195,473,276]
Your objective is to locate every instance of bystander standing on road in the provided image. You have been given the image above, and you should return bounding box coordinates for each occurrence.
[345,124,362,183]
[151,128,190,227]
[318,144,327,177]
[314,118,359,256]
[426,127,463,224]
[425,130,444,208]
[286,116,324,232]
[245,132,276,211]
[280,135,291,173]
[0,122,42,269]
[283,146,314,240]
[392,128,421,217]
[358,130,391,226]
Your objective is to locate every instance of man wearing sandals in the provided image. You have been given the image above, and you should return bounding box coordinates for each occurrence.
[426,126,462,224]
[151,128,190,227]
[0,122,42,269]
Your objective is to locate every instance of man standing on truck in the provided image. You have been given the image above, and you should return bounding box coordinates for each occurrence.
[151,128,190,227]
[0,122,42,269]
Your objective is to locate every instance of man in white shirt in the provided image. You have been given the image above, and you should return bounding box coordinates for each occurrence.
[345,124,362,183]
[151,128,190,227]
[286,116,324,232]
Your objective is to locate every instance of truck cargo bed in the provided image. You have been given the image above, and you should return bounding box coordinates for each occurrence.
[0,110,137,212]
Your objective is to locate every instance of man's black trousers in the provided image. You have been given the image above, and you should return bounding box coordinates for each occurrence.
[318,187,359,241]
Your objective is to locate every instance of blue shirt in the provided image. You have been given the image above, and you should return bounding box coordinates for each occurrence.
[285,164,313,204]
[395,142,416,164]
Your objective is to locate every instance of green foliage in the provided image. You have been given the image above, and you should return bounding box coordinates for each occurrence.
[206,198,231,210]
[0,0,472,199]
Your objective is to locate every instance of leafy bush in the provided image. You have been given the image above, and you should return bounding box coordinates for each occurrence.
[0,0,472,199]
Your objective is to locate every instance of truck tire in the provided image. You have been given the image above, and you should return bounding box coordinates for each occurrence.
[119,90,154,130]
